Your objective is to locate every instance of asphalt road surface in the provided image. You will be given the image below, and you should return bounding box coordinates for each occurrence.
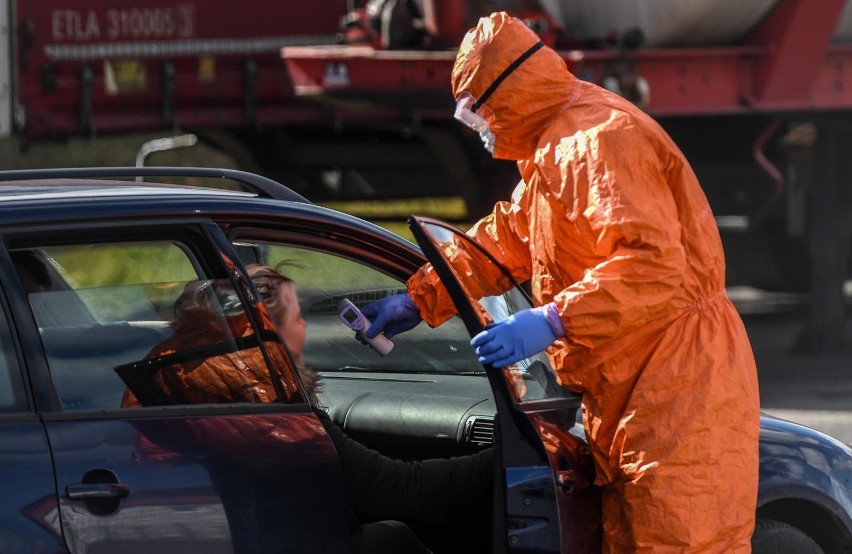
[732,287,852,447]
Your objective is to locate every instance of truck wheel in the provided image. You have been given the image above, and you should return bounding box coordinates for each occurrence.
[751,518,824,554]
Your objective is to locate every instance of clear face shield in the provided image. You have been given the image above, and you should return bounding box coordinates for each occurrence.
[454,92,496,154]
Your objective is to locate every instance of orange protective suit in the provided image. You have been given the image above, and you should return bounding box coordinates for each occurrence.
[406,12,760,553]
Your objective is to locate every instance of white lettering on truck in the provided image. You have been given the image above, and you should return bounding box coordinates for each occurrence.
[50,5,195,42]
[51,10,101,41]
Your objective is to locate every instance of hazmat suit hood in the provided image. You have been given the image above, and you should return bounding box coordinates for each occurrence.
[451,12,580,160]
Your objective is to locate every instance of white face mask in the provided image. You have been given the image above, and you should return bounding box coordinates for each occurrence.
[479,128,495,154]
[454,92,495,154]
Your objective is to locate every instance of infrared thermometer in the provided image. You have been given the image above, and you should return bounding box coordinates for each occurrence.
[338,298,394,356]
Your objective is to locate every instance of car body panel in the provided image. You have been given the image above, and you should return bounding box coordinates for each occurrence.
[408,215,601,551]
[47,413,347,553]
[757,414,852,548]
[0,419,65,552]
[0,203,352,553]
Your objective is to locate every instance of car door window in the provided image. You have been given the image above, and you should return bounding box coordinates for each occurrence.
[12,242,299,411]
[408,218,581,409]
[251,243,482,375]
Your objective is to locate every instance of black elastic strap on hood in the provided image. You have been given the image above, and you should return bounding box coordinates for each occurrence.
[472,40,544,113]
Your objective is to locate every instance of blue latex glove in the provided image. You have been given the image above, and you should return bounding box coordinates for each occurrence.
[470,305,558,368]
[361,293,422,340]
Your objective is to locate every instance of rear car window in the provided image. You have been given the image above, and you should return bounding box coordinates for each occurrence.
[12,242,297,411]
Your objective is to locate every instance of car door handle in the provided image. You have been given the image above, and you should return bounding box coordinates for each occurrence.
[66,482,130,500]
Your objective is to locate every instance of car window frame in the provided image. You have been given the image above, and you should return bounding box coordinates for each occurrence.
[0,249,37,419]
[3,218,310,420]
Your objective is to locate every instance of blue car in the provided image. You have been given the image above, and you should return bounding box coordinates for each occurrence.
[0,167,849,553]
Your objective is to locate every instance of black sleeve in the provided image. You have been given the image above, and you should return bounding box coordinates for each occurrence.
[315,409,495,521]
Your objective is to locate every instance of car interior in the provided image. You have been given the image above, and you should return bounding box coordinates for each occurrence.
[295,283,500,552]
[11,243,502,552]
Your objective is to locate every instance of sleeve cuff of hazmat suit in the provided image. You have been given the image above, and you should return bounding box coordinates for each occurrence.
[543,302,565,339]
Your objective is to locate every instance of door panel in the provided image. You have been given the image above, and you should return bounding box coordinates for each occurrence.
[408,216,601,553]
[48,414,343,554]
[0,420,63,551]
[0,267,63,552]
[8,227,349,553]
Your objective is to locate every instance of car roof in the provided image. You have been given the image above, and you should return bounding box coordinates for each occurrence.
[0,166,420,256]
[0,167,310,203]
[0,180,258,202]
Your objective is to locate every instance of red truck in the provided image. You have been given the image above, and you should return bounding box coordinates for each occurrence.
[5,0,852,347]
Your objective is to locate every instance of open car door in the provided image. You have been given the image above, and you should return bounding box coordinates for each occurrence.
[408,215,602,553]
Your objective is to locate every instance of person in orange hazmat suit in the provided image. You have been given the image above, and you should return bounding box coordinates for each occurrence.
[360,11,760,553]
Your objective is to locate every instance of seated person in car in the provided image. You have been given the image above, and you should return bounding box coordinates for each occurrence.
[120,266,495,554]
